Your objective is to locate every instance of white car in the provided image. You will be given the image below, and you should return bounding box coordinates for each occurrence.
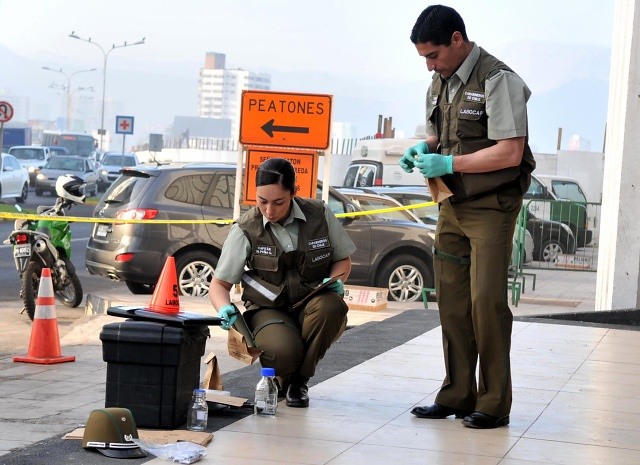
[0,152,30,203]
[97,152,141,191]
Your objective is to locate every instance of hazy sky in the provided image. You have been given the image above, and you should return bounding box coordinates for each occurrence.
[0,0,616,149]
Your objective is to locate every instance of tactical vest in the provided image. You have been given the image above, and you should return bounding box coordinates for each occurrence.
[428,47,535,201]
[237,197,333,309]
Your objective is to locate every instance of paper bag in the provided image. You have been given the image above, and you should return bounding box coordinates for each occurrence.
[426,177,453,203]
[202,352,223,390]
[228,326,262,365]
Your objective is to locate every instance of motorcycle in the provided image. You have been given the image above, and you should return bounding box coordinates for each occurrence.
[4,175,86,320]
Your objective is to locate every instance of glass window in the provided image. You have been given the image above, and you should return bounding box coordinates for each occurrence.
[551,181,587,203]
[207,174,235,208]
[165,174,213,205]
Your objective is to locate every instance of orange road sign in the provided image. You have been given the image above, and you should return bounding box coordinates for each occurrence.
[243,148,319,205]
[239,90,332,149]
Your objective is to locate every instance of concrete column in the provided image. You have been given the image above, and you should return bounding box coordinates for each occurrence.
[596,0,640,310]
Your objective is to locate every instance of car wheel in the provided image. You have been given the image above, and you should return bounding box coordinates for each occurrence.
[35,188,43,196]
[125,281,155,295]
[175,251,218,297]
[376,254,433,302]
[16,182,28,203]
[538,239,565,262]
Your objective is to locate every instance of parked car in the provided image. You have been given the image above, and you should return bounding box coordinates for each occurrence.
[0,152,30,203]
[527,212,576,262]
[7,145,51,186]
[345,185,538,264]
[85,163,435,302]
[34,156,99,197]
[97,152,141,191]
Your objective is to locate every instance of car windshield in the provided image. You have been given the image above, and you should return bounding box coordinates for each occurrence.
[102,155,137,167]
[9,148,44,160]
[46,158,84,171]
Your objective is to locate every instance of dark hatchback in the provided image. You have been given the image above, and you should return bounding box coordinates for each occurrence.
[85,163,435,302]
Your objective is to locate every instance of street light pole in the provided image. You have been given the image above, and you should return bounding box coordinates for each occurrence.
[41,66,96,130]
[68,32,145,152]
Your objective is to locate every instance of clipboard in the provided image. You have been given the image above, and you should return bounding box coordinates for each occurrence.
[292,273,345,310]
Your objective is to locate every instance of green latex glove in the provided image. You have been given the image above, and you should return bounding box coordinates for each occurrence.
[217,303,239,330]
[414,153,454,178]
[322,277,344,297]
[399,141,430,173]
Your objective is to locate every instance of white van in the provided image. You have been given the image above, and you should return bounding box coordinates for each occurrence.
[342,138,426,187]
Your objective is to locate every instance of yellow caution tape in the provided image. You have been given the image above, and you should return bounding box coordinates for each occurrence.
[0,201,436,224]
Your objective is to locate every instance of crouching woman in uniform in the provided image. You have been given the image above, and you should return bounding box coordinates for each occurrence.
[209,157,356,408]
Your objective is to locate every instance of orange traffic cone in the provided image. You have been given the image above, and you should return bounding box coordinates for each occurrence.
[13,268,75,365]
[148,256,180,314]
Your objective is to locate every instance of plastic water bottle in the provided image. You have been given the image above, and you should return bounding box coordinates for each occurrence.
[187,388,208,431]
[254,367,278,415]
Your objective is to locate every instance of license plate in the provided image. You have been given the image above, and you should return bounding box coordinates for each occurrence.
[96,224,109,238]
[14,244,31,258]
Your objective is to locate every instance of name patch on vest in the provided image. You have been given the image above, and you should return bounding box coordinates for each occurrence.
[312,252,331,263]
[307,237,330,250]
[254,245,276,256]
[463,90,485,103]
[459,108,484,117]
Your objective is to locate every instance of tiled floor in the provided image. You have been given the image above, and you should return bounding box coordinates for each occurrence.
[169,321,640,465]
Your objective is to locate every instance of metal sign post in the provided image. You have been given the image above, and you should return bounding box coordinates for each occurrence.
[0,101,15,152]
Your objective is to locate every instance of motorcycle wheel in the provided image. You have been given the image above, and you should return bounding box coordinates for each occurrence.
[22,259,84,321]
[22,261,43,321]
[56,257,84,309]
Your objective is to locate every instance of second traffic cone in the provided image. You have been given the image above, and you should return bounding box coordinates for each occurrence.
[148,256,180,314]
[13,268,75,365]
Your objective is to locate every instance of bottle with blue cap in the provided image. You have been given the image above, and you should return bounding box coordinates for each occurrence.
[254,367,278,415]
[187,388,208,431]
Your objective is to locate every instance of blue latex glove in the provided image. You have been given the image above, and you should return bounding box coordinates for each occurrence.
[322,277,344,297]
[414,153,454,178]
[398,141,430,173]
[217,303,239,330]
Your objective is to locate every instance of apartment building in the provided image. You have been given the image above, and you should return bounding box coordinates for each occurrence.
[198,52,271,140]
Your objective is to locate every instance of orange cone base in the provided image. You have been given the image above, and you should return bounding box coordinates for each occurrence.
[13,353,75,365]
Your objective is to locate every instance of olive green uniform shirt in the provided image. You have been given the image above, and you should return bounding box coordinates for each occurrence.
[214,200,356,284]
[425,43,531,141]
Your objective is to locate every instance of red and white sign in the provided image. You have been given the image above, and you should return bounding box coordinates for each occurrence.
[0,101,14,123]
[115,115,134,135]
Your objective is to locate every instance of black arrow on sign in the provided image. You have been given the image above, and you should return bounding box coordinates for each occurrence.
[261,119,309,138]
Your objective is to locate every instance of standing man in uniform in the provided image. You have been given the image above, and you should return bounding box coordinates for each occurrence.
[399,5,535,429]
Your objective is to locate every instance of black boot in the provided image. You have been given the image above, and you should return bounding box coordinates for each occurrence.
[286,374,310,408]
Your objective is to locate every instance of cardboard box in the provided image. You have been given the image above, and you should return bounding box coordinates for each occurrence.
[555,254,592,270]
[343,285,388,311]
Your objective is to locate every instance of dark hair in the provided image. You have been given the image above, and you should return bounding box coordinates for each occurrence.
[255,157,296,194]
[410,4,468,45]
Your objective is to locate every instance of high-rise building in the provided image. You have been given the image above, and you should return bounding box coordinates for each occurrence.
[198,52,271,140]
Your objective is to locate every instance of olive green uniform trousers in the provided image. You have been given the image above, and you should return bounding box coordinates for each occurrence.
[434,193,521,418]
[246,291,348,383]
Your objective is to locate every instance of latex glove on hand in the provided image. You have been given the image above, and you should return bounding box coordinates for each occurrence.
[414,153,454,178]
[217,303,239,330]
[398,141,430,173]
[322,277,344,297]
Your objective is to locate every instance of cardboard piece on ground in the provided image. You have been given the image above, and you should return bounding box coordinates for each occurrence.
[427,177,453,203]
[228,326,262,365]
[202,352,223,390]
[204,391,249,408]
[63,428,213,446]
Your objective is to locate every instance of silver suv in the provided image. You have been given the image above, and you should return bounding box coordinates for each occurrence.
[85,163,435,301]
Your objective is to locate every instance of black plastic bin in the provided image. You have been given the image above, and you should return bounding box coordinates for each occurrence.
[100,320,210,428]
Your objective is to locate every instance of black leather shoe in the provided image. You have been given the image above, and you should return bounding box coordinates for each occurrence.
[461,411,510,429]
[411,403,471,419]
[286,379,310,408]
